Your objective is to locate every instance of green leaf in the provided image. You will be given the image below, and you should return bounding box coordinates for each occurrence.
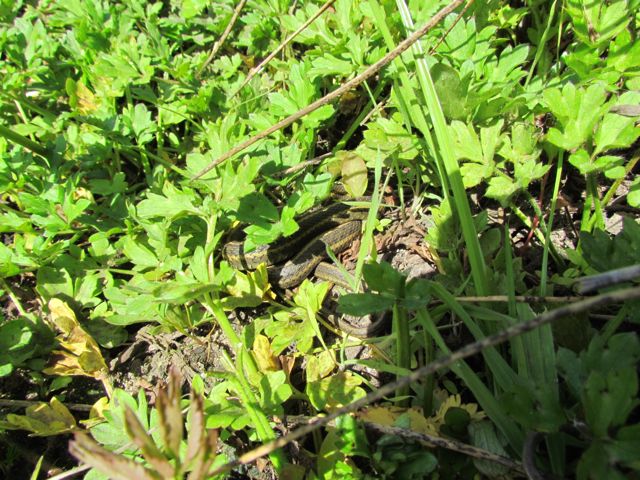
[137,185,200,220]
[236,192,279,227]
[121,237,158,268]
[152,281,219,304]
[264,310,316,355]
[338,292,394,316]
[432,63,467,120]
[544,83,607,150]
[89,173,127,196]
[492,44,529,82]
[0,319,37,376]
[258,371,293,415]
[461,162,493,188]
[610,424,640,468]
[440,16,477,61]
[0,211,33,234]
[578,219,640,271]
[566,0,630,46]
[469,421,510,477]
[584,367,638,437]
[309,53,354,78]
[628,177,640,207]
[485,176,519,206]
[122,103,156,145]
[514,158,551,187]
[362,262,405,297]
[594,114,640,154]
[450,120,483,163]
[608,29,640,73]
[0,243,25,277]
[36,267,74,300]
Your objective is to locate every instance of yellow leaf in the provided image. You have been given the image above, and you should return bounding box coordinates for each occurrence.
[222,264,275,309]
[81,397,110,428]
[253,335,281,372]
[49,298,80,332]
[44,299,108,380]
[305,350,335,383]
[0,397,77,436]
[359,406,440,436]
[76,81,98,115]
[73,187,94,201]
[430,394,485,427]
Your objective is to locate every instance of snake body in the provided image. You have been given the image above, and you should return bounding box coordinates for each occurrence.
[222,202,387,337]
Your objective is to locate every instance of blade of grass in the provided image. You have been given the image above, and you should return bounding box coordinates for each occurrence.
[428,282,519,390]
[417,310,524,450]
[0,124,49,157]
[540,150,564,295]
[395,0,489,296]
[524,0,559,86]
[367,0,450,198]
[503,225,528,375]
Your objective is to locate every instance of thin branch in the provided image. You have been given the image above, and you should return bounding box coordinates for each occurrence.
[455,295,582,303]
[365,422,524,474]
[209,285,640,475]
[575,264,640,294]
[191,0,468,181]
[231,0,338,98]
[427,0,473,54]
[286,415,524,474]
[197,0,248,77]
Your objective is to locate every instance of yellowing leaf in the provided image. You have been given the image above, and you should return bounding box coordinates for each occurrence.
[49,298,79,332]
[306,350,336,383]
[253,335,281,372]
[66,78,99,115]
[73,187,94,202]
[222,264,274,309]
[44,299,108,382]
[358,398,484,437]
[81,396,110,428]
[77,82,98,114]
[358,406,439,436]
[0,397,77,436]
[306,371,365,412]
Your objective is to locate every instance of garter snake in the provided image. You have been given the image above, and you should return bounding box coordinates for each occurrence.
[222,201,388,337]
[223,202,368,287]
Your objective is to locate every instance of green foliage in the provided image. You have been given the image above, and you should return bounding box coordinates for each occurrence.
[568,218,640,273]
[558,333,640,479]
[0,0,638,478]
[0,317,53,376]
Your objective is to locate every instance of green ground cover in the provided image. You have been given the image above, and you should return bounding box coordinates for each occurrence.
[0,0,639,478]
